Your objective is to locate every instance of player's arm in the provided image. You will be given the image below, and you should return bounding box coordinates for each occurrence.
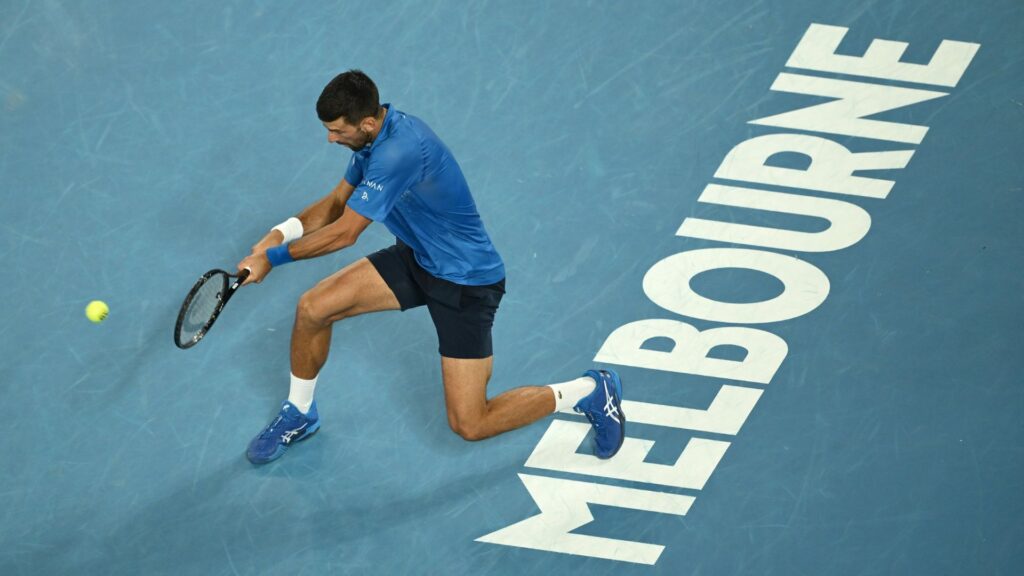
[286,204,372,261]
[238,201,370,285]
[297,177,356,234]
[250,177,356,251]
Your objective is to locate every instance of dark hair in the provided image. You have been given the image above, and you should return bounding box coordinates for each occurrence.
[316,70,380,124]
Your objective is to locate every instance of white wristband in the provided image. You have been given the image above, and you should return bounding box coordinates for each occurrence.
[272,217,303,243]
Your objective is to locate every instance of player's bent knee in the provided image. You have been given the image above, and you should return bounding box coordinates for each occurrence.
[296,291,340,328]
[449,418,487,442]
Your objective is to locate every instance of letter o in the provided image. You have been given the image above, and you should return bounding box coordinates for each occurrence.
[642,248,830,324]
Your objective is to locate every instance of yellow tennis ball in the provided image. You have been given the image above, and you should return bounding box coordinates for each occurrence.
[85,300,109,323]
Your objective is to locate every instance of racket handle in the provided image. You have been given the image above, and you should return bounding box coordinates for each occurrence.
[235,268,251,286]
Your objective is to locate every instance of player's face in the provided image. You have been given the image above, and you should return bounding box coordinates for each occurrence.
[324,117,372,151]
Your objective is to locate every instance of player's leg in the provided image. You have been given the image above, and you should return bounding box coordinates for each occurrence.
[426,279,537,440]
[440,357,626,458]
[440,356,555,441]
[442,356,627,458]
[431,280,624,452]
[428,280,555,440]
[290,257,401,380]
[247,256,404,465]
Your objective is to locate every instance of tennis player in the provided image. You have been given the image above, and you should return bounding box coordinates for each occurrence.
[237,70,624,464]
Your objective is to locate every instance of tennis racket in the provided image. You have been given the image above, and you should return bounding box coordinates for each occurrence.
[174,268,250,349]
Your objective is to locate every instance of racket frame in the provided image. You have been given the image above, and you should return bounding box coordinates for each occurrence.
[174,268,250,349]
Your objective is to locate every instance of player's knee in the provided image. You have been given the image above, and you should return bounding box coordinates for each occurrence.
[296,292,332,327]
[449,416,486,442]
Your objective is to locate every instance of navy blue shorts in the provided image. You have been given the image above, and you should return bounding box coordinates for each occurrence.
[366,241,505,359]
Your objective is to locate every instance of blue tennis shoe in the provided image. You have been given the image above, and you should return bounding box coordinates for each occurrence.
[574,369,626,459]
[246,401,320,464]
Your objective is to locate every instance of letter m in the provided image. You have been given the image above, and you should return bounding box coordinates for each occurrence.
[476,474,694,565]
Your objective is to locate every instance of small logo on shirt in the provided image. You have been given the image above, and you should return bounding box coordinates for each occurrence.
[361,191,369,201]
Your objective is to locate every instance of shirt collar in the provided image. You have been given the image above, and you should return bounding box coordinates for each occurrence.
[369,103,395,151]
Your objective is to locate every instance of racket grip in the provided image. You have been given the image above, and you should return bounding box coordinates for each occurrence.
[236,268,251,285]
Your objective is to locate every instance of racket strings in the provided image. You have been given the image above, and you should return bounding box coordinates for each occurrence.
[179,275,226,342]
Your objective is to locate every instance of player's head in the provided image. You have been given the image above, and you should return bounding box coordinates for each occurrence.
[317,70,382,151]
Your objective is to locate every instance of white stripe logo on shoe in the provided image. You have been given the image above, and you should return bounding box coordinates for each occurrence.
[281,423,308,444]
[602,379,621,424]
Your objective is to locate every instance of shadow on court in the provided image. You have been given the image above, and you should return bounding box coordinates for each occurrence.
[16,454,521,575]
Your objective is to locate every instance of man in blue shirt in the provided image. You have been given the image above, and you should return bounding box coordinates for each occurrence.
[237,70,624,464]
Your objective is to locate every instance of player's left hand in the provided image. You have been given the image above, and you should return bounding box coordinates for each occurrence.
[237,252,271,285]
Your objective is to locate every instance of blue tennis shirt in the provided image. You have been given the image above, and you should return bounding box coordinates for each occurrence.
[344,104,505,286]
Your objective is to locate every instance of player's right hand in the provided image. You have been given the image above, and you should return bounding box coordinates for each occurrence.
[237,251,271,285]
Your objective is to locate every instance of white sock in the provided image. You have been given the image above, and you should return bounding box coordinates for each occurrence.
[547,376,597,413]
[288,373,318,414]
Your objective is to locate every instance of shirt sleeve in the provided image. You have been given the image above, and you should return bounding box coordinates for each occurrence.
[343,154,365,187]
[346,142,422,222]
